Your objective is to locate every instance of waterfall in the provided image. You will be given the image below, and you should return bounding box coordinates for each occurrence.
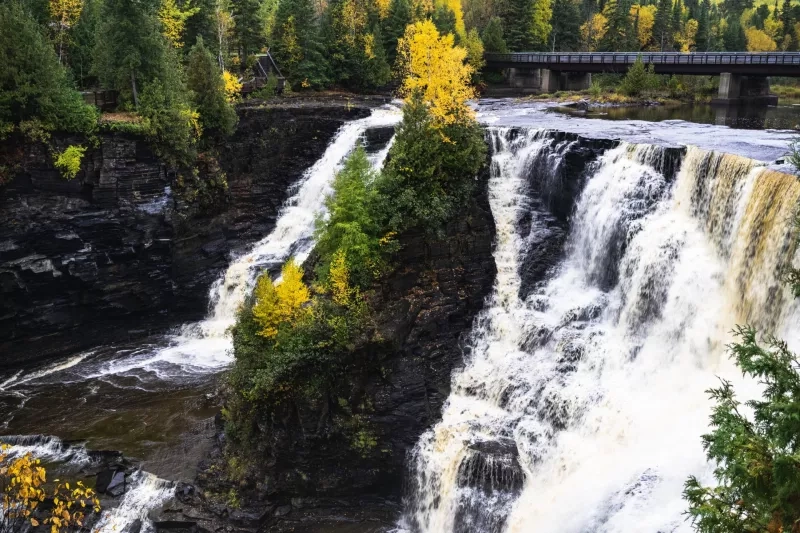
[80,107,400,380]
[402,128,800,533]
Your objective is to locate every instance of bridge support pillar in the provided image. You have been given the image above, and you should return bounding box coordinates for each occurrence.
[561,72,592,91]
[713,73,778,106]
[540,69,560,93]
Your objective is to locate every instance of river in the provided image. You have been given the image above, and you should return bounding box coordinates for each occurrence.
[2,99,799,533]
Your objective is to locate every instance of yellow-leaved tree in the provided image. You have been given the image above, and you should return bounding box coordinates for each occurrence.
[252,259,311,339]
[222,71,242,102]
[0,445,101,533]
[49,0,83,63]
[746,27,777,51]
[581,13,608,51]
[674,18,698,51]
[158,0,200,48]
[396,19,475,126]
[630,4,656,49]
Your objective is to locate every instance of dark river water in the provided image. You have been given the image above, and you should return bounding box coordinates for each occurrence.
[550,101,800,131]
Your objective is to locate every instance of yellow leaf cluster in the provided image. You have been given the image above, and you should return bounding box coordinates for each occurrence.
[0,445,100,533]
[158,0,200,48]
[581,13,608,51]
[374,0,391,18]
[630,5,656,48]
[746,27,777,51]
[49,0,82,29]
[222,71,242,102]
[674,18,698,52]
[252,259,311,339]
[397,20,475,126]
[328,250,356,307]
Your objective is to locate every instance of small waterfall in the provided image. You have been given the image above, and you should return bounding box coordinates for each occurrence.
[76,107,400,380]
[0,435,91,465]
[94,471,174,533]
[402,128,800,533]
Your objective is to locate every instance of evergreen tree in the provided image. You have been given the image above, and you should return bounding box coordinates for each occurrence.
[69,0,101,88]
[383,0,412,66]
[186,37,237,138]
[432,4,458,35]
[601,0,634,50]
[272,0,329,87]
[0,1,97,136]
[695,0,710,50]
[184,0,218,51]
[653,0,673,49]
[231,0,265,60]
[752,3,770,28]
[685,322,800,532]
[671,0,683,50]
[93,0,166,106]
[551,0,582,50]
[781,0,795,46]
[482,15,509,52]
[723,13,746,49]
[504,0,534,50]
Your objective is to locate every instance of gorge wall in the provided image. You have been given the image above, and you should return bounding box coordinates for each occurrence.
[176,130,639,533]
[0,103,369,368]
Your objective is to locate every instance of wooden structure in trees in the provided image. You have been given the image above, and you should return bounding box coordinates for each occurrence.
[241,50,286,96]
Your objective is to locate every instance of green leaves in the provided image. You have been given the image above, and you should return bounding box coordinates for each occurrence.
[686,328,800,533]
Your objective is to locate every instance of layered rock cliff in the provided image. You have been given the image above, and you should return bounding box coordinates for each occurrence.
[0,103,369,368]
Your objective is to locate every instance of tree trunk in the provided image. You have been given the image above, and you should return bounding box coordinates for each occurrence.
[131,71,139,107]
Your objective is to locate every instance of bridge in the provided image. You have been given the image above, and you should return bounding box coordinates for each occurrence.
[485,52,800,104]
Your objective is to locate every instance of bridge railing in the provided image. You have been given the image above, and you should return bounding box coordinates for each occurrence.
[485,52,800,66]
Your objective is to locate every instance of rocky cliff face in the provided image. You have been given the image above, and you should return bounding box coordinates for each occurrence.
[0,104,369,369]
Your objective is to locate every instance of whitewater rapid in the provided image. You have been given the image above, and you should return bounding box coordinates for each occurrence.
[403,128,800,533]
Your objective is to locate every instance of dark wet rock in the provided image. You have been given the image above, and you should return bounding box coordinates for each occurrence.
[189,160,497,531]
[124,519,143,533]
[0,104,371,369]
[96,469,126,496]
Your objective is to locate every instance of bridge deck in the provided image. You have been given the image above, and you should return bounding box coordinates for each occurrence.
[485,52,800,76]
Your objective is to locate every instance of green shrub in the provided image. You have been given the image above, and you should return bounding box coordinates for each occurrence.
[251,75,279,100]
[314,146,390,288]
[619,56,658,97]
[374,93,486,235]
[53,145,87,180]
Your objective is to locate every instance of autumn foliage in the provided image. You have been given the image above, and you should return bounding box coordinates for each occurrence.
[397,20,475,126]
[0,445,101,533]
[252,259,311,339]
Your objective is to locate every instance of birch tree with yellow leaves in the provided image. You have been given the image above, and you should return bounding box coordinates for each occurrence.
[396,19,475,126]
[49,0,83,62]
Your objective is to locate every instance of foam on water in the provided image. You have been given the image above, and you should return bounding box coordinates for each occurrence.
[402,129,800,533]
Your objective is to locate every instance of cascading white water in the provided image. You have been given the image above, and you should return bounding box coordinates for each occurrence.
[82,107,400,380]
[403,128,800,533]
[94,471,175,533]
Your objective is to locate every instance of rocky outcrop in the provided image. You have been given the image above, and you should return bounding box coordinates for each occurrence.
[168,167,497,533]
[0,103,370,369]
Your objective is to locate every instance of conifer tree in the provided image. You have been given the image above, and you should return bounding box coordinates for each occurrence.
[671,0,684,51]
[601,0,634,50]
[653,0,673,49]
[695,0,710,50]
[551,0,583,50]
[272,0,329,87]
[0,1,97,136]
[383,0,412,65]
[231,0,265,60]
[432,3,457,35]
[482,15,509,53]
[186,37,237,138]
[184,0,217,51]
[93,0,166,106]
[781,0,795,48]
[69,0,100,87]
[723,13,746,49]
[504,0,534,50]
